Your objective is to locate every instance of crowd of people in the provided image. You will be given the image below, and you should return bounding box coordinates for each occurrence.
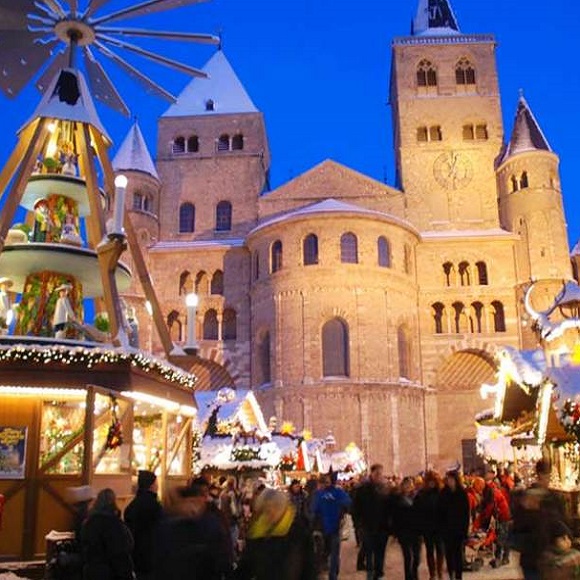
[57,458,580,580]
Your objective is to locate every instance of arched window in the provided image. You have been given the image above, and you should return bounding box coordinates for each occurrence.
[215,201,232,231]
[404,244,412,274]
[455,58,476,85]
[217,134,230,152]
[187,135,199,153]
[179,203,195,233]
[179,270,192,296]
[476,261,488,285]
[458,261,470,286]
[322,318,349,377]
[132,191,143,210]
[211,270,224,295]
[340,232,358,264]
[511,175,519,193]
[417,59,437,87]
[167,310,182,342]
[195,271,209,295]
[172,136,185,154]
[203,309,219,340]
[271,240,283,273]
[254,251,260,281]
[432,302,446,334]
[492,301,506,332]
[443,262,454,286]
[303,234,319,266]
[142,195,151,212]
[232,134,244,151]
[397,325,411,379]
[452,302,468,333]
[470,301,484,333]
[205,99,214,111]
[378,237,391,267]
[520,172,529,189]
[429,126,442,141]
[222,308,237,340]
[257,331,271,385]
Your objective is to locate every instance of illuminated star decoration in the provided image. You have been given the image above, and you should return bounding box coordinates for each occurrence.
[0,0,219,115]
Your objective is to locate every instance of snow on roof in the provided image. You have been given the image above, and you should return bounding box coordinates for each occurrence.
[195,389,269,434]
[500,96,552,164]
[112,121,158,179]
[422,228,514,240]
[412,0,461,36]
[162,51,258,118]
[150,238,245,252]
[498,346,546,386]
[250,198,418,236]
[549,366,580,409]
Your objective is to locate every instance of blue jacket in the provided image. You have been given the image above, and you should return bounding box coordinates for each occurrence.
[312,486,352,535]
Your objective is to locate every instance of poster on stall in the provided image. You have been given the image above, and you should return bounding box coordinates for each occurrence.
[0,426,27,479]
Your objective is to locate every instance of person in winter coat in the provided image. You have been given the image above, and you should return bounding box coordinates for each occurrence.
[154,480,233,580]
[351,464,392,580]
[312,473,352,580]
[414,470,444,580]
[513,459,569,580]
[236,488,315,580]
[392,477,421,580]
[540,520,580,580]
[80,488,135,580]
[439,471,470,580]
[124,470,163,580]
[474,481,511,567]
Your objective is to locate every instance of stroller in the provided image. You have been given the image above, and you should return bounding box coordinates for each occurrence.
[464,516,497,572]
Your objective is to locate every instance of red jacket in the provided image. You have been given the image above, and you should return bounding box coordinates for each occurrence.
[474,484,511,528]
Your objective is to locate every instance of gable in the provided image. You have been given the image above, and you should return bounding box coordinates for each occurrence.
[259,159,404,220]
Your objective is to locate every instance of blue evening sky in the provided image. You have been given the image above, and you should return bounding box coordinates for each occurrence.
[1,0,578,246]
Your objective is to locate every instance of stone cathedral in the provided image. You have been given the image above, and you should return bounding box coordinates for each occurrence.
[112,0,576,473]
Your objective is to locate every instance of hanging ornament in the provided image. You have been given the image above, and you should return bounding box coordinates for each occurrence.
[105,397,123,451]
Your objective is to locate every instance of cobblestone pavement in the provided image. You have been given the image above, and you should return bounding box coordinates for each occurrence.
[329,535,524,580]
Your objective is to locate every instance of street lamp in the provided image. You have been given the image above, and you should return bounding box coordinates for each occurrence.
[112,174,128,236]
[184,292,199,354]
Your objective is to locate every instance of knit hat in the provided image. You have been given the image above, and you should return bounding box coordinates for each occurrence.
[550,520,572,541]
[137,470,156,490]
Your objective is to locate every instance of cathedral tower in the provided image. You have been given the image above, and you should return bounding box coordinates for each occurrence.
[390,0,503,231]
[497,96,570,283]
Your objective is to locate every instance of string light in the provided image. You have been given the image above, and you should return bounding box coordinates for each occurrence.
[0,344,197,389]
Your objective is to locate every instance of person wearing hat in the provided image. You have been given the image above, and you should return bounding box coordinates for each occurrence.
[124,470,163,580]
[53,283,76,339]
[0,277,13,333]
[540,520,580,579]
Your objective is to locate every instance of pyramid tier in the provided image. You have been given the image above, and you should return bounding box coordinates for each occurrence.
[0,243,131,298]
[21,175,105,217]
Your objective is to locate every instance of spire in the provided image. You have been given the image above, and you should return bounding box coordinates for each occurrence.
[162,51,258,118]
[112,121,159,180]
[501,95,552,163]
[412,0,460,36]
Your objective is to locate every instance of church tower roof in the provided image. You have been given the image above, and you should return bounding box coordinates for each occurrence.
[412,0,461,36]
[501,95,552,163]
[162,50,258,118]
[112,121,159,180]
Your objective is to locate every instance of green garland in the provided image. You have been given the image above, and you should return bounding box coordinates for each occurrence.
[0,344,197,389]
[230,446,261,462]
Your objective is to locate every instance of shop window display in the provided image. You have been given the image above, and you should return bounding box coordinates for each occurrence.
[93,394,130,474]
[39,399,84,474]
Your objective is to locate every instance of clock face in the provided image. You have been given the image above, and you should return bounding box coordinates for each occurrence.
[433,151,473,190]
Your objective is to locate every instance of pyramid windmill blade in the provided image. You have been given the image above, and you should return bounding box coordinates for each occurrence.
[38,0,67,19]
[83,46,130,116]
[68,0,78,17]
[96,27,219,45]
[94,40,176,102]
[35,47,68,93]
[98,34,207,77]
[0,0,39,28]
[0,32,57,97]
[91,0,207,25]
[84,0,115,17]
